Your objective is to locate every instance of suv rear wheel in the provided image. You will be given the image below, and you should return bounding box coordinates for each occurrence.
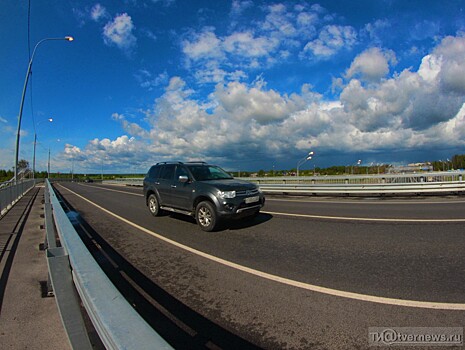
[196,201,218,232]
[148,194,162,216]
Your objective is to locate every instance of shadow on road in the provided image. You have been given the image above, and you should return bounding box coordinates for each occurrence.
[163,212,273,232]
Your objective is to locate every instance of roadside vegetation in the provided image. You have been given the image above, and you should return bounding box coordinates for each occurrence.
[1,154,464,182]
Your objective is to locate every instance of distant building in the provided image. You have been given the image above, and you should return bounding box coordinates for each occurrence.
[390,162,433,173]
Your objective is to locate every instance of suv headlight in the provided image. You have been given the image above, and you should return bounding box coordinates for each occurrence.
[218,190,236,199]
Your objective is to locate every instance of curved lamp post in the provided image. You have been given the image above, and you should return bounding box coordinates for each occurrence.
[32,118,53,179]
[351,159,362,175]
[297,151,314,177]
[14,36,73,183]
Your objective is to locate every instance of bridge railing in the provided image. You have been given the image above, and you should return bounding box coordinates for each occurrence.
[0,179,35,217]
[44,180,173,349]
[103,171,465,196]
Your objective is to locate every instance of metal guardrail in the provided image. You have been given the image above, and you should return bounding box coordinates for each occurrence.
[258,181,465,195]
[103,171,465,196]
[249,171,464,185]
[44,180,173,350]
[105,178,144,186]
[0,179,35,217]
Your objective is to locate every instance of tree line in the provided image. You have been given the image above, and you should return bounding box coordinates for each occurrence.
[2,154,465,182]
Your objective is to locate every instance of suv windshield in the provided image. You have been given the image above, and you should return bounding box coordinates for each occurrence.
[187,165,233,181]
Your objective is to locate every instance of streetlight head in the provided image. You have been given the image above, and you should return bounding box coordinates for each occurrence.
[65,36,74,41]
[48,118,53,122]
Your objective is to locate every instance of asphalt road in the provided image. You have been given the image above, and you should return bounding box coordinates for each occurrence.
[53,182,465,349]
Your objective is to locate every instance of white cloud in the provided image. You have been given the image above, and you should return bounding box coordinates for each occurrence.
[103,13,137,51]
[182,28,223,61]
[230,0,253,17]
[223,31,278,58]
[60,34,465,171]
[303,25,357,58]
[345,47,397,83]
[181,3,326,84]
[363,19,391,45]
[194,63,247,84]
[90,4,108,22]
[135,70,169,90]
[432,34,465,93]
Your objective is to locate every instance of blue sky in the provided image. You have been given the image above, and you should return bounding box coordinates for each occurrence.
[1,0,465,174]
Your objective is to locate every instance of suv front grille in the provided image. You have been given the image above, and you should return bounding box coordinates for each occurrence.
[236,189,260,196]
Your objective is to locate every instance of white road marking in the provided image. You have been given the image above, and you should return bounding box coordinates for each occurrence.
[262,210,465,222]
[80,183,143,197]
[79,184,465,222]
[58,184,465,310]
[266,197,465,205]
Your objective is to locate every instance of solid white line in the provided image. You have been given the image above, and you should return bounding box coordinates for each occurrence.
[57,184,465,310]
[79,183,144,197]
[262,210,465,222]
[77,185,465,222]
[267,197,465,205]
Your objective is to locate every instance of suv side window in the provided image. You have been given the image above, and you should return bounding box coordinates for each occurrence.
[148,165,161,179]
[159,164,175,180]
[175,165,189,180]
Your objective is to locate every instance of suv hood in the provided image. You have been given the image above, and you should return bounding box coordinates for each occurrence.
[200,179,257,191]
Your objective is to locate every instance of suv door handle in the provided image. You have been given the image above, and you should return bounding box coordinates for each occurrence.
[171,185,177,189]
[154,182,160,185]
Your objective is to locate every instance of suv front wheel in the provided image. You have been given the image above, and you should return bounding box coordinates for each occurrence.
[196,201,218,232]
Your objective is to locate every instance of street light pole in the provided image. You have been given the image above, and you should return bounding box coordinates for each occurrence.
[33,118,53,179]
[48,148,51,178]
[14,36,73,183]
[297,151,314,177]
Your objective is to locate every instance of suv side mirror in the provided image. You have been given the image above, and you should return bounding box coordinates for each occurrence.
[178,175,189,183]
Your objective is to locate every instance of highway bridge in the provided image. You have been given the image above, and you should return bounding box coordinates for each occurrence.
[46,181,465,349]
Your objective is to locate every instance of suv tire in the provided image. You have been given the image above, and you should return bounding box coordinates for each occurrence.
[148,194,162,217]
[196,201,218,232]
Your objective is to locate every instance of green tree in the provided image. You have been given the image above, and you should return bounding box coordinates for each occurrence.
[17,159,29,170]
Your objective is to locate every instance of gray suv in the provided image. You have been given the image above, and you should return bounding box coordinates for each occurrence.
[143,162,265,231]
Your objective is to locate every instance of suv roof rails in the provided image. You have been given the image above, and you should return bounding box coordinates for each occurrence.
[155,161,182,165]
[155,161,208,165]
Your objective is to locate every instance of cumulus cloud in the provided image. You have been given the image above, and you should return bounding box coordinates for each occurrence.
[230,0,253,18]
[61,34,465,171]
[432,35,465,93]
[103,13,137,51]
[345,47,397,83]
[302,25,357,58]
[181,3,326,83]
[90,3,108,22]
[135,69,169,90]
[182,28,223,61]
[363,19,391,45]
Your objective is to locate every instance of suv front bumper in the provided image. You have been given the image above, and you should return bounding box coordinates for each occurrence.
[216,196,265,218]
